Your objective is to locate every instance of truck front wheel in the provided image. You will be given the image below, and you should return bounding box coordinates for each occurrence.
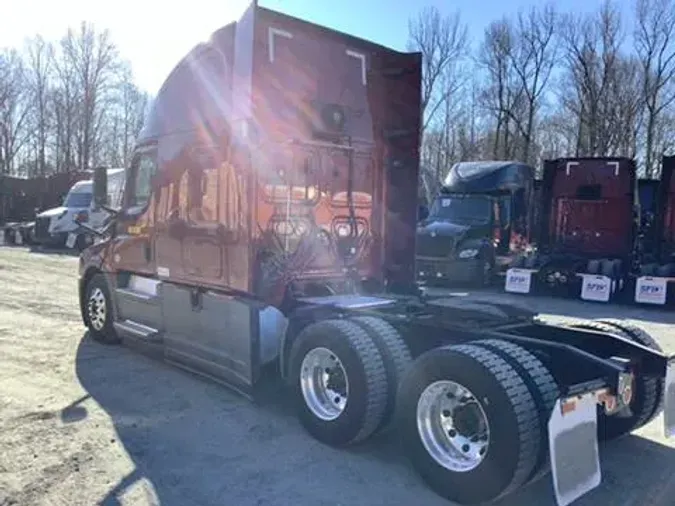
[288,319,388,447]
[85,274,120,345]
[396,344,540,505]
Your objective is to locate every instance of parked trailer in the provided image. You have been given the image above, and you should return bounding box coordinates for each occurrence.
[415,161,535,287]
[0,171,91,246]
[634,156,675,306]
[76,4,675,506]
[506,157,636,303]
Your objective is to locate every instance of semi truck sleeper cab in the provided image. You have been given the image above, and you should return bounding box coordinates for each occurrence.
[76,3,675,506]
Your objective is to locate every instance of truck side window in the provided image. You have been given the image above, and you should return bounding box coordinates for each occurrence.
[130,152,158,208]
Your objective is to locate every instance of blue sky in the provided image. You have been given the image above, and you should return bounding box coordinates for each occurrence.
[2,0,628,94]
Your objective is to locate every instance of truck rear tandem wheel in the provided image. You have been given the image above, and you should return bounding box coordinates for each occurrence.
[287,319,389,447]
[396,343,541,505]
[282,302,673,506]
[562,319,664,441]
[471,338,560,485]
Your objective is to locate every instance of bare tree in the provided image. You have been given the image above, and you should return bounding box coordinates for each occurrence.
[407,6,469,132]
[560,1,624,157]
[0,49,31,174]
[506,4,558,163]
[24,36,53,176]
[0,22,149,179]
[634,0,675,177]
[58,22,121,172]
[100,62,149,167]
[478,18,521,160]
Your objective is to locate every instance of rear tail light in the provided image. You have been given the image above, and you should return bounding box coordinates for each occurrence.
[75,210,89,223]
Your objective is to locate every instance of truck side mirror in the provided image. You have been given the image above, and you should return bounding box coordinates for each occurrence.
[93,166,108,210]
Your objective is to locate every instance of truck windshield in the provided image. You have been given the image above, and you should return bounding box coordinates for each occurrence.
[428,195,492,224]
[64,191,93,208]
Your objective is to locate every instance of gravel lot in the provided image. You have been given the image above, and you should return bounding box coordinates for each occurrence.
[1,245,675,506]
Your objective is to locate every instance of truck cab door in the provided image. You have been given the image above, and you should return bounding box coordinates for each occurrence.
[110,145,158,276]
[180,162,224,284]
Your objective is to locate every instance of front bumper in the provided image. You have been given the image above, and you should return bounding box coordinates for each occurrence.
[416,256,479,284]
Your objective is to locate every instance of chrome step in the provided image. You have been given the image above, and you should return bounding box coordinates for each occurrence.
[113,319,161,342]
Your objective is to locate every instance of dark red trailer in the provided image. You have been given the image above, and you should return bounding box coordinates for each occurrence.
[633,156,675,305]
[505,157,637,303]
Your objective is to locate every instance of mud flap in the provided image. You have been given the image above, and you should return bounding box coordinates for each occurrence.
[548,394,601,506]
[664,358,675,439]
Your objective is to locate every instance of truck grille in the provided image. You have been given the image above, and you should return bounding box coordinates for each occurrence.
[416,234,455,258]
[34,217,51,241]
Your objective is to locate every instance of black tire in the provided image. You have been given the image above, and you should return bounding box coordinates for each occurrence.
[600,259,616,278]
[473,339,559,485]
[565,320,659,440]
[594,318,664,427]
[396,343,540,505]
[640,263,659,276]
[288,319,388,447]
[656,263,675,277]
[587,259,601,275]
[511,255,526,268]
[349,316,412,431]
[84,273,120,345]
[524,254,538,269]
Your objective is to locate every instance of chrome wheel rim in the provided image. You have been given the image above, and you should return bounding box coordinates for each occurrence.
[88,287,107,331]
[300,347,349,421]
[417,380,490,472]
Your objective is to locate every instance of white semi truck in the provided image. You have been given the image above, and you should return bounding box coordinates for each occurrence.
[33,168,125,251]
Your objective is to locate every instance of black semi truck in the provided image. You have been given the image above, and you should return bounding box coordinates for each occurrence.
[416,161,535,287]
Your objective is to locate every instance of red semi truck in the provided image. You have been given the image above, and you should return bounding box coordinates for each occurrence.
[505,157,636,303]
[76,4,675,506]
[633,156,675,306]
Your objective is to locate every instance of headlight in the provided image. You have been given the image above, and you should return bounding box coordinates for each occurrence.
[458,248,479,259]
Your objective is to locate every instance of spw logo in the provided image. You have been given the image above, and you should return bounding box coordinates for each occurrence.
[640,285,662,294]
[508,274,527,284]
[587,282,607,291]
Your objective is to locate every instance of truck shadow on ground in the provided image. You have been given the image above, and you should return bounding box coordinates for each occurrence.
[74,332,675,506]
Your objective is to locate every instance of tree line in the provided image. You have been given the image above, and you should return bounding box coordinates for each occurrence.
[0,22,149,178]
[2,0,673,204]
[412,0,675,201]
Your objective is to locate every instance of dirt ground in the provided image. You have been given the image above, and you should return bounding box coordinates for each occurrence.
[1,246,675,506]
